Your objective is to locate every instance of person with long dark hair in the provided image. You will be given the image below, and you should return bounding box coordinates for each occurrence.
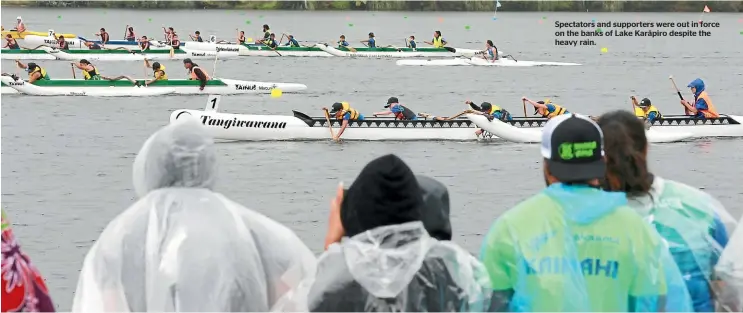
[598,110,738,312]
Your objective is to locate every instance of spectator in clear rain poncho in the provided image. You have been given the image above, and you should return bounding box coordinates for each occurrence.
[272,154,492,312]
[716,215,743,312]
[598,111,739,312]
[71,118,317,312]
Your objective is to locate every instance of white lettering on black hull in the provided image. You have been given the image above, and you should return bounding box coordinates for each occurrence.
[201,115,287,129]
[216,46,239,52]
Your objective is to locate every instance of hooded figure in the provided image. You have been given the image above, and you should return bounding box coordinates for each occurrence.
[272,154,491,312]
[71,118,316,312]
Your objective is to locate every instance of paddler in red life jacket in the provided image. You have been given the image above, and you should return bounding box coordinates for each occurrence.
[95,28,110,45]
[523,96,569,119]
[183,58,210,91]
[14,60,50,83]
[138,36,150,51]
[125,26,136,42]
[631,96,662,123]
[325,102,365,141]
[680,78,719,119]
[3,34,20,49]
[373,97,417,120]
[57,35,70,50]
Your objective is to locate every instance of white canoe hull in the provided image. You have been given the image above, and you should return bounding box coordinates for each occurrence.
[170,109,487,141]
[315,43,483,58]
[1,77,307,96]
[397,57,581,67]
[466,114,743,143]
[1,46,238,61]
[21,35,172,50]
[184,42,331,57]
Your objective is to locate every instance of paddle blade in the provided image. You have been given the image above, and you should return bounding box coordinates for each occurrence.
[444,47,456,53]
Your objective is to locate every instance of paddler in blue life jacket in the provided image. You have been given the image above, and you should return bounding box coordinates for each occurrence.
[407,36,417,49]
[14,60,50,83]
[630,96,662,123]
[425,31,447,48]
[190,31,204,42]
[373,97,417,120]
[283,34,300,47]
[483,40,499,62]
[325,101,365,141]
[144,59,168,86]
[523,96,569,119]
[337,35,350,47]
[360,32,376,48]
[681,78,720,119]
[467,100,512,136]
[3,34,20,49]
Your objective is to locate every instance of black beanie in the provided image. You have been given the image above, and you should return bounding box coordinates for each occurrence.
[417,175,452,240]
[341,154,423,238]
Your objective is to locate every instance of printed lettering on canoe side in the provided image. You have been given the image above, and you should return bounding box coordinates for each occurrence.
[190,52,206,57]
[235,84,257,91]
[8,81,25,86]
[44,39,76,46]
[216,46,239,52]
[200,115,287,129]
[68,91,86,96]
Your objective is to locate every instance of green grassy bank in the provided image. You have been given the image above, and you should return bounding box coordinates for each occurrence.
[3,1,742,12]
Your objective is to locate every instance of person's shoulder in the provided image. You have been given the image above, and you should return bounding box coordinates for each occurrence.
[500,192,557,222]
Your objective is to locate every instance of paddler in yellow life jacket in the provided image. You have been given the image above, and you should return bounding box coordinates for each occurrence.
[261,24,271,42]
[465,100,513,136]
[14,60,50,83]
[424,31,447,48]
[680,78,720,119]
[523,96,569,119]
[324,101,365,141]
[143,59,168,86]
[630,95,662,123]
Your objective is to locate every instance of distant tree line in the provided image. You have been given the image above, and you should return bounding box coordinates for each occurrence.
[4,1,742,12]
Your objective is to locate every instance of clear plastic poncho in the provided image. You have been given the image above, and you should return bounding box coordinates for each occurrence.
[271,221,492,312]
[628,176,739,312]
[71,118,317,312]
[716,214,743,312]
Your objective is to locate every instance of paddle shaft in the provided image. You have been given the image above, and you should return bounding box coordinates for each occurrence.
[670,76,690,114]
[323,109,336,140]
[522,99,527,117]
[70,63,76,79]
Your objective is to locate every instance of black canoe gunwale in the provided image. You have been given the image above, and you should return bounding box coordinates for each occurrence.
[291,111,740,129]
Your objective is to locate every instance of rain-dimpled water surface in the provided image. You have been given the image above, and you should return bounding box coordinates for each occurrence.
[2,8,742,310]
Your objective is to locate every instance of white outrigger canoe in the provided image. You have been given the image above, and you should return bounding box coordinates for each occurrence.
[170,95,488,141]
[184,42,485,58]
[21,34,174,51]
[397,56,581,67]
[1,46,239,61]
[0,76,306,96]
[465,114,743,143]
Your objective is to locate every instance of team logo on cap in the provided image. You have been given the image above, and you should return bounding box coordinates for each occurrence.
[559,141,597,160]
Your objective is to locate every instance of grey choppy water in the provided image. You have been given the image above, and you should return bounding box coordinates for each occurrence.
[2,8,743,310]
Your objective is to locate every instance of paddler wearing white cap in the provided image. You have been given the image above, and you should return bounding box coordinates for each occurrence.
[522,96,570,119]
[16,16,26,33]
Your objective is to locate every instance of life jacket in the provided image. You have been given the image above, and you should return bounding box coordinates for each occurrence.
[634,107,645,117]
[58,40,69,50]
[29,66,49,80]
[335,102,360,121]
[139,41,150,50]
[636,106,662,120]
[170,35,180,47]
[393,105,416,120]
[263,30,271,39]
[189,66,210,81]
[264,38,276,47]
[540,103,567,118]
[695,91,719,118]
[489,104,511,121]
[433,36,443,48]
[83,66,100,80]
[125,30,135,40]
[487,46,498,59]
[238,36,246,44]
[7,39,19,49]
[154,65,168,80]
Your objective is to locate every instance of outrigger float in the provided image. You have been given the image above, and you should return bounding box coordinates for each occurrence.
[1,46,239,61]
[184,41,485,58]
[0,76,306,96]
[397,56,581,67]
[465,114,743,143]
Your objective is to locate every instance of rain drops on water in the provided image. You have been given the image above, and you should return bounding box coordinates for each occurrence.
[271,89,283,98]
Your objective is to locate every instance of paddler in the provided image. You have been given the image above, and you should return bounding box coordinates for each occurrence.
[261,33,278,50]
[283,34,300,47]
[72,59,140,85]
[262,24,271,41]
[483,40,499,62]
[681,78,719,118]
[169,30,181,49]
[630,96,662,123]
[95,28,110,45]
[125,26,136,42]
[83,41,102,50]
[466,100,512,136]
[3,34,20,49]
[360,32,376,48]
[325,102,365,141]
[523,96,569,119]
[337,35,350,47]
[138,36,150,51]
[373,97,417,120]
[57,35,70,50]
[424,31,447,48]
[14,60,50,83]
[407,36,417,49]
[183,58,209,91]
[238,31,246,44]
[16,16,26,33]
[191,30,204,42]
[144,59,168,86]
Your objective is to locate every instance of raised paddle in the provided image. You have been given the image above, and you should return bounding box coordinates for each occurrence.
[669,75,690,115]
[322,108,337,141]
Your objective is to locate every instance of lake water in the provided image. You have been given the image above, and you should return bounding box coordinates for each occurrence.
[2,8,742,310]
